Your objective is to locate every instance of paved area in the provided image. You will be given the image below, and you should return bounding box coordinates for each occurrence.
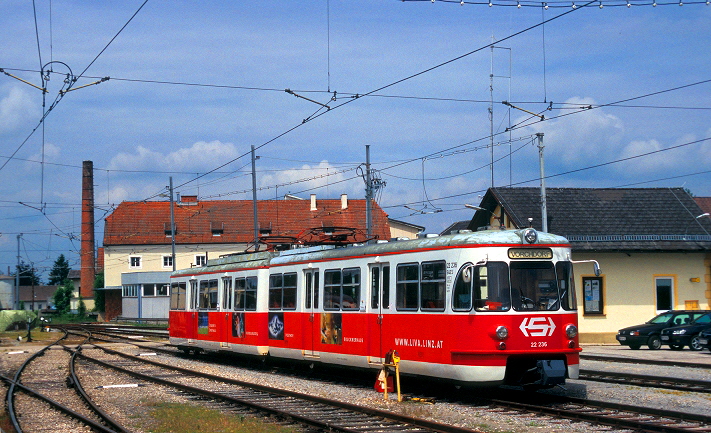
[581,343,711,365]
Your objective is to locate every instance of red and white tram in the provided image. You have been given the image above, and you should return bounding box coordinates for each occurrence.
[169,227,588,387]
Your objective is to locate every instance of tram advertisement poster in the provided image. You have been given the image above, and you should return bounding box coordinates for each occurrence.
[321,313,342,345]
[198,311,209,335]
[268,312,284,340]
[232,312,245,338]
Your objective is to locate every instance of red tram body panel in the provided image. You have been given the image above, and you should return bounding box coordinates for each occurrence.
[169,228,582,387]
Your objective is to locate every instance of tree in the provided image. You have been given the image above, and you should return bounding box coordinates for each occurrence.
[53,280,74,315]
[93,272,105,312]
[15,261,41,286]
[48,254,71,285]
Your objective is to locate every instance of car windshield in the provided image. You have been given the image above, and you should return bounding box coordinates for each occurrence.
[692,314,711,324]
[647,313,673,324]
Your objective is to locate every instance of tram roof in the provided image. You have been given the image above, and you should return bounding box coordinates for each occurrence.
[171,229,569,276]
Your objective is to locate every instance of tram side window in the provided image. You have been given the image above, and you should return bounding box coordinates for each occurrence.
[420,261,445,311]
[342,268,360,310]
[453,262,511,312]
[190,280,198,309]
[221,277,233,310]
[170,281,187,310]
[556,261,577,311]
[269,273,297,310]
[305,272,319,309]
[324,268,360,310]
[477,262,510,311]
[396,263,419,311]
[199,279,218,309]
[234,276,258,311]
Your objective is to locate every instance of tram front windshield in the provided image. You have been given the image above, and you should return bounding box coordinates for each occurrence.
[453,260,576,312]
[511,262,559,311]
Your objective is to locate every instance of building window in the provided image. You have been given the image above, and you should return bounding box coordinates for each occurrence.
[129,256,142,269]
[143,284,156,296]
[655,277,675,312]
[122,284,139,297]
[583,276,604,315]
[163,255,173,268]
[195,255,206,267]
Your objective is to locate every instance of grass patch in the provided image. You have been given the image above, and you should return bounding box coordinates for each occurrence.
[147,402,297,433]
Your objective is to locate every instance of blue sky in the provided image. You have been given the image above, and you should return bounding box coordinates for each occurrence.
[1,0,710,278]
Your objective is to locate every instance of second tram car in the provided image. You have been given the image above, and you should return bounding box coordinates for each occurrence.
[169,227,590,387]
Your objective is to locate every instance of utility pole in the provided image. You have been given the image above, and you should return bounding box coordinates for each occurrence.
[15,234,21,310]
[251,145,259,251]
[536,133,548,233]
[489,37,495,188]
[169,177,176,271]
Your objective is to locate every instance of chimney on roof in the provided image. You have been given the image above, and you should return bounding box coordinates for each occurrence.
[341,194,348,210]
[310,194,317,211]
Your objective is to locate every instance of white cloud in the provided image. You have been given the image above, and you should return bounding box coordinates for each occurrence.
[108,140,240,172]
[0,86,38,133]
[259,160,362,199]
[524,97,625,166]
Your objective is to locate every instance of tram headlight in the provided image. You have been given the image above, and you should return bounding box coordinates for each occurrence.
[495,325,509,340]
[565,324,578,339]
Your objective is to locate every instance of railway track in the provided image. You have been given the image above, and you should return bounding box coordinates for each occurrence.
[76,342,479,433]
[11,326,710,433]
[80,332,711,433]
[1,331,127,433]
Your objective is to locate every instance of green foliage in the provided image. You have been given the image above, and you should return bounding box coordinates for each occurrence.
[48,254,71,285]
[77,295,87,318]
[14,261,41,286]
[93,272,105,312]
[53,280,74,314]
[148,403,296,433]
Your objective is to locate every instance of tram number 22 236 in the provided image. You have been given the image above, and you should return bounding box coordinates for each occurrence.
[530,341,549,348]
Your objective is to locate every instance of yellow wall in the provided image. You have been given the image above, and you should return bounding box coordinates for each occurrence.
[104,244,248,287]
[573,251,710,342]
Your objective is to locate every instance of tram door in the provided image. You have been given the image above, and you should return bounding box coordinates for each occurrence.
[219,277,233,347]
[187,279,198,340]
[304,269,320,357]
[369,264,390,363]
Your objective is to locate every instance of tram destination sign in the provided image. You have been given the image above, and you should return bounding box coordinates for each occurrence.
[508,248,553,259]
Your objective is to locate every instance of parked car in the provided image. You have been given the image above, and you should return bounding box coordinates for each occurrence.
[660,312,711,351]
[616,310,709,350]
[698,327,711,352]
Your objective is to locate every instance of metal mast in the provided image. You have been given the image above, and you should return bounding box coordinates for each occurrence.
[537,133,548,233]
[251,145,259,250]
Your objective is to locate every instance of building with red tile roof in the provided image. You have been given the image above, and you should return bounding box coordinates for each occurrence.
[102,194,390,319]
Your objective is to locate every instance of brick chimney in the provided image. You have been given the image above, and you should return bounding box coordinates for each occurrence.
[80,161,95,299]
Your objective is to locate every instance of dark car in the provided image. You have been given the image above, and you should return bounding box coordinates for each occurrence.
[699,327,711,351]
[660,312,711,351]
[616,310,709,350]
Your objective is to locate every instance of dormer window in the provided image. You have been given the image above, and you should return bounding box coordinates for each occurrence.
[210,222,224,236]
[164,222,176,237]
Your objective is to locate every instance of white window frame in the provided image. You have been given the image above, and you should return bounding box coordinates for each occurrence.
[195,254,207,267]
[655,276,675,313]
[129,256,142,269]
[162,255,173,269]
